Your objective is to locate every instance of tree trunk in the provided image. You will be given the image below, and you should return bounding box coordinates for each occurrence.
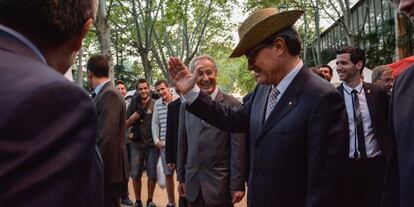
[95,0,114,81]
[394,0,410,60]
[76,48,84,87]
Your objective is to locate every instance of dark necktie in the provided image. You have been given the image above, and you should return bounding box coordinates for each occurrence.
[91,92,96,99]
[351,89,367,159]
[265,86,280,121]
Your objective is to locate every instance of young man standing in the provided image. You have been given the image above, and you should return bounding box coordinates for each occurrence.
[152,80,178,207]
[127,79,158,207]
[336,47,389,207]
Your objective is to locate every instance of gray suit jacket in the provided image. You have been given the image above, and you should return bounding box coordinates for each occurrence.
[93,81,130,185]
[177,90,246,205]
[0,28,103,206]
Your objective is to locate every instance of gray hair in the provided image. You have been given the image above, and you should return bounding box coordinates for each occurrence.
[371,65,391,82]
[189,55,218,72]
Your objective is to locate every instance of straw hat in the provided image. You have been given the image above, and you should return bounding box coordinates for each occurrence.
[230,8,304,58]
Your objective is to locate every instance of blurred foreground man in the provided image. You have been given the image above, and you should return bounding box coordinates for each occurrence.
[168,8,348,207]
[87,55,130,207]
[384,0,414,207]
[0,0,104,206]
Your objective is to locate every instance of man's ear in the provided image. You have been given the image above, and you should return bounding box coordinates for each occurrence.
[72,18,94,52]
[356,60,364,71]
[273,38,286,56]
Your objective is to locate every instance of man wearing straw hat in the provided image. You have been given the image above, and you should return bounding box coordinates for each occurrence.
[168,8,349,207]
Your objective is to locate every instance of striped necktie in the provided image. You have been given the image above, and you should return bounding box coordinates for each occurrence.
[351,89,367,159]
[265,86,280,121]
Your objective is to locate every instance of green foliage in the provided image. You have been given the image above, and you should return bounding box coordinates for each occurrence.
[203,42,256,96]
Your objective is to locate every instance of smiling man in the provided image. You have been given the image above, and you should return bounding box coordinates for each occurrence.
[336,47,390,207]
[168,8,349,207]
[176,55,246,207]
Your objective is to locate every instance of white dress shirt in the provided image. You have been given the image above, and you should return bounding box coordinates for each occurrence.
[343,82,381,158]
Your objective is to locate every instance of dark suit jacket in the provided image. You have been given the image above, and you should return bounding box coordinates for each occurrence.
[165,98,181,164]
[93,82,130,185]
[186,66,349,207]
[337,82,390,159]
[0,29,103,206]
[383,64,414,207]
[177,90,246,205]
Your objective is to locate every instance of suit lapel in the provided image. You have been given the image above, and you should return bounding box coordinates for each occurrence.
[337,83,345,98]
[257,67,305,140]
[250,86,271,141]
[202,90,225,129]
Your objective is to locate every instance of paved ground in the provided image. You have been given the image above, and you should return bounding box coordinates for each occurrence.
[121,172,247,207]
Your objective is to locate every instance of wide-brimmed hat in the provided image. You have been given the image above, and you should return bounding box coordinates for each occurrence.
[230,8,304,58]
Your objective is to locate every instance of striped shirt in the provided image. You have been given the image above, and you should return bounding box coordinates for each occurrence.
[151,95,178,145]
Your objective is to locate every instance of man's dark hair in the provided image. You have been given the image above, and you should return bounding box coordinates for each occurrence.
[318,64,333,75]
[154,80,169,88]
[115,80,125,86]
[136,79,149,89]
[0,0,95,45]
[337,46,366,70]
[264,27,302,56]
[87,54,109,78]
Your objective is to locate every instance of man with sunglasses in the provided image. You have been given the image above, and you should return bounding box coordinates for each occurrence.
[168,8,348,207]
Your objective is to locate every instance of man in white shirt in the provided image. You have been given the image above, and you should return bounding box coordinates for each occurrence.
[336,46,390,207]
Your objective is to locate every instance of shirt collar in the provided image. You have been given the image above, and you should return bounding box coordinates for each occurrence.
[94,80,110,95]
[209,87,219,100]
[343,81,363,95]
[0,24,46,64]
[275,59,303,95]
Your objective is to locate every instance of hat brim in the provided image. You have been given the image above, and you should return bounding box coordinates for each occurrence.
[230,10,304,58]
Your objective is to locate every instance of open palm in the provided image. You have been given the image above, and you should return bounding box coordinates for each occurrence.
[168,57,197,94]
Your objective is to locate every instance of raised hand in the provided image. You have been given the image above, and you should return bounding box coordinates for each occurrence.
[167,57,197,95]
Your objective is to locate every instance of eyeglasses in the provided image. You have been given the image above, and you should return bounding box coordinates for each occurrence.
[245,43,272,65]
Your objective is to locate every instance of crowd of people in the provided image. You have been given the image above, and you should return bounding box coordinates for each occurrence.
[2,0,414,207]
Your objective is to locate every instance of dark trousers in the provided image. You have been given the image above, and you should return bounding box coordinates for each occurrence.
[121,143,131,199]
[104,182,123,207]
[188,190,233,207]
[344,156,386,207]
[179,196,188,207]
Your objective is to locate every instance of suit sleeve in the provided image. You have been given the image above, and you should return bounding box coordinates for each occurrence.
[381,82,400,207]
[230,131,247,192]
[96,90,124,147]
[0,82,103,206]
[165,103,175,164]
[186,91,251,133]
[176,103,187,182]
[305,91,349,207]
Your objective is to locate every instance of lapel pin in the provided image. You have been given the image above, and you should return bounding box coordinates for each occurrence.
[367,89,371,94]
[288,101,293,106]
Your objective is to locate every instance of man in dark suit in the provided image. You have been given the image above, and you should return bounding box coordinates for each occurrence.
[336,46,389,207]
[0,1,103,206]
[165,98,188,207]
[383,1,414,206]
[168,8,348,207]
[87,55,130,207]
[176,55,246,207]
